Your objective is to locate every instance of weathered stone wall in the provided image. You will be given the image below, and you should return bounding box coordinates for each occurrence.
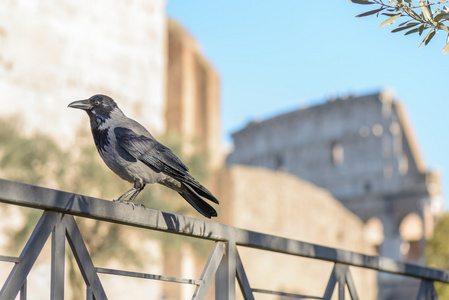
[0,0,167,143]
[214,165,378,299]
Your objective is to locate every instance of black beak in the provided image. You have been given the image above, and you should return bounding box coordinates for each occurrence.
[68,99,92,110]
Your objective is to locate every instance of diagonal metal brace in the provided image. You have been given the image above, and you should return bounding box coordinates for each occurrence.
[0,211,61,300]
[416,280,439,300]
[323,263,359,300]
[0,211,108,300]
[62,214,107,300]
[235,249,255,300]
[192,241,225,299]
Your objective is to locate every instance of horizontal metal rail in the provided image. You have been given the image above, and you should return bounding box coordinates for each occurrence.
[95,267,203,285]
[0,255,21,263]
[0,178,446,300]
[0,178,447,283]
[252,288,322,299]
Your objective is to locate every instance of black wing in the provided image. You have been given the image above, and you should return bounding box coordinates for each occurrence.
[114,127,188,177]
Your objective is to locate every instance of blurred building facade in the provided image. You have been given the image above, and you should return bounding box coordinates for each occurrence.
[165,20,222,170]
[0,0,222,169]
[226,90,443,299]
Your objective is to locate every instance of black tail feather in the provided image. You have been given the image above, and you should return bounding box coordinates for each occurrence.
[179,184,218,218]
[183,175,219,204]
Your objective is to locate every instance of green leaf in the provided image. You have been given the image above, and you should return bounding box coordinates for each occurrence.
[379,14,402,28]
[407,22,420,27]
[420,1,433,22]
[425,30,436,45]
[391,22,419,33]
[418,24,426,35]
[419,29,435,48]
[443,42,449,54]
[403,6,423,21]
[409,10,423,20]
[434,13,448,22]
[404,28,420,35]
[348,0,375,4]
[356,8,384,18]
[382,13,402,17]
[439,24,449,33]
[399,20,412,26]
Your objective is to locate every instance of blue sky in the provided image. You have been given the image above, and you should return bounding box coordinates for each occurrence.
[166,1,449,209]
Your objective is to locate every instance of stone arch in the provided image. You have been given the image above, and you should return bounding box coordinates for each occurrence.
[331,141,344,166]
[364,217,384,253]
[399,213,423,262]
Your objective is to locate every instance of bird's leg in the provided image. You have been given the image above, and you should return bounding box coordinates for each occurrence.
[114,179,146,209]
[128,180,146,208]
[114,187,138,203]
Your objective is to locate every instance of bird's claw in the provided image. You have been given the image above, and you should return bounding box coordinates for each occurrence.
[112,199,145,210]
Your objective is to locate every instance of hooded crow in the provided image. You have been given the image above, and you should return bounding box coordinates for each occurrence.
[68,94,219,218]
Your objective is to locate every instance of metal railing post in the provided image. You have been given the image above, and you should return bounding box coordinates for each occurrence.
[19,279,26,300]
[215,238,236,300]
[51,222,66,300]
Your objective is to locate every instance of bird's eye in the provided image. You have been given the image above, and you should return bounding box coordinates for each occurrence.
[93,100,101,106]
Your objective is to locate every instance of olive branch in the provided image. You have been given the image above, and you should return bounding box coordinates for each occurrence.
[350,0,449,54]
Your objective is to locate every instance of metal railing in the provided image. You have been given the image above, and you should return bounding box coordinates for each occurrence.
[0,178,446,299]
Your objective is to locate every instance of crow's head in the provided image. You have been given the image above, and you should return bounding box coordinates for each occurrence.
[68,94,118,119]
